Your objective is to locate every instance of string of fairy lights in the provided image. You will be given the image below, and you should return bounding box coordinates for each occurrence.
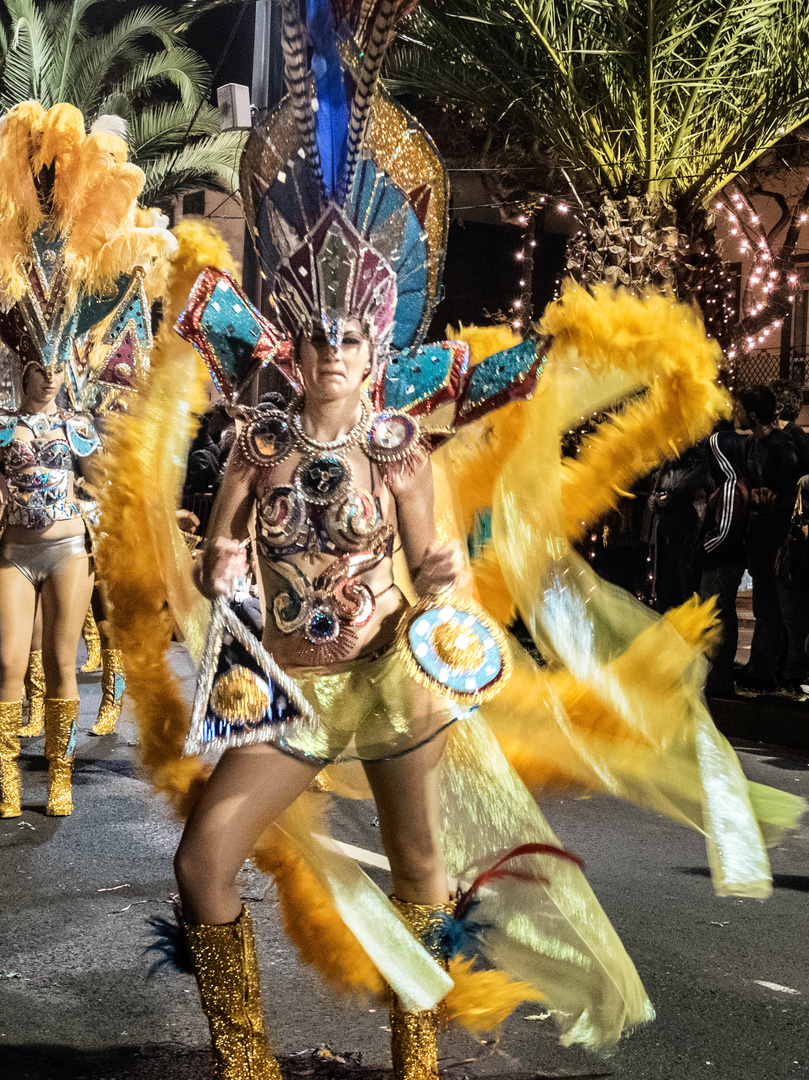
[506,190,808,372]
[713,189,807,361]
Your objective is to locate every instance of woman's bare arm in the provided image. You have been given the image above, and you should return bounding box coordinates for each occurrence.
[390,455,462,596]
[195,445,257,599]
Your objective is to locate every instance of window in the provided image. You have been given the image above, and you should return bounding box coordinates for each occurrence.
[182,191,206,217]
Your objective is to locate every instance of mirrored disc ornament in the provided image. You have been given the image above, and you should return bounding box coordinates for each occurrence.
[239,408,293,467]
[294,454,352,505]
[366,411,421,465]
[396,596,511,705]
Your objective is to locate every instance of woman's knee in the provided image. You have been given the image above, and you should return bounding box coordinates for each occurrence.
[174,827,234,899]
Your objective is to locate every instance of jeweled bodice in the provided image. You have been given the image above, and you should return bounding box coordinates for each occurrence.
[242,397,419,660]
[0,410,100,529]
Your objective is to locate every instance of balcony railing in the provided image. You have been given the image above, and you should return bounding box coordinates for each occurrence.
[736,348,809,387]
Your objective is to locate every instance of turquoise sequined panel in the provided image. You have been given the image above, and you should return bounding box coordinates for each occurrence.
[382,343,467,413]
[101,282,150,349]
[199,278,263,386]
[0,416,15,447]
[458,338,540,418]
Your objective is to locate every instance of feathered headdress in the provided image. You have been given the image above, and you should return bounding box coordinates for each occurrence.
[0,102,174,407]
[240,0,446,359]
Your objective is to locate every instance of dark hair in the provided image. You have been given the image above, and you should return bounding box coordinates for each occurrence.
[21,361,42,394]
[769,379,803,423]
[737,384,777,426]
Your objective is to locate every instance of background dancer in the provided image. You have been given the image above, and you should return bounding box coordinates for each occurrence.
[0,101,174,817]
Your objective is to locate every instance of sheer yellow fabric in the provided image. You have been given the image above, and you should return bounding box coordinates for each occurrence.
[483,285,805,898]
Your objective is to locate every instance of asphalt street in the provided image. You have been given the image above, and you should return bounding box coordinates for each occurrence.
[1,643,807,1080]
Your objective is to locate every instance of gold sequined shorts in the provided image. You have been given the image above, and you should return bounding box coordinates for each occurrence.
[275,644,461,763]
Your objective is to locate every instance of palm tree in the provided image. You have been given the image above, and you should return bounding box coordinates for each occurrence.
[387,0,809,350]
[0,0,245,204]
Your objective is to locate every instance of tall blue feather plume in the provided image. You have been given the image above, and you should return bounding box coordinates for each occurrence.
[306,0,351,198]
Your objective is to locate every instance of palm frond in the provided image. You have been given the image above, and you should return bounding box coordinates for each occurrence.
[102,46,211,112]
[0,0,56,108]
[138,129,247,204]
[386,0,809,211]
[126,100,224,158]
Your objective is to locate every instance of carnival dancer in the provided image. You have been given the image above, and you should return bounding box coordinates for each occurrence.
[0,362,98,815]
[0,101,173,816]
[97,3,804,1078]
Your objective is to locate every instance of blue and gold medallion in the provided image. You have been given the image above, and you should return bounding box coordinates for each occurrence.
[396,596,510,705]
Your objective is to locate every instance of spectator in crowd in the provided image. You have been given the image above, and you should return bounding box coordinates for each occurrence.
[641,445,709,612]
[774,472,809,695]
[183,404,235,535]
[735,384,802,691]
[697,423,751,697]
[771,379,809,473]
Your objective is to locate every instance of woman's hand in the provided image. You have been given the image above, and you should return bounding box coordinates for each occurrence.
[412,540,466,598]
[194,536,249,599]
[176,508,201,534]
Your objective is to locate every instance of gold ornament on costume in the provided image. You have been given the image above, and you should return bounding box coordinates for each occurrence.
[431,623,486,670]
[396,596,511,706]
[210,667,271,725]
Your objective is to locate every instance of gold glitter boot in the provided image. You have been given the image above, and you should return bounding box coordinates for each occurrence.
[80,608,102,672]
[183,906,282,1080]
[389,897,454,1080]
[0,701,23,817]
[90,649,125,735]
[20,650,45,737]
[44,698,79,816]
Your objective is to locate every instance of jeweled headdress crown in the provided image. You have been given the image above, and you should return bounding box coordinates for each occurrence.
[240,0,448,359]
[0,102,173,409]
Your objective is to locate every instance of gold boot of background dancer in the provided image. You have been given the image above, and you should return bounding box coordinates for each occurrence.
[80,608,102,673]
[90,649,125,735]
[44,698,79,816]
[389,897,454,1080]
[0,700,23,817]
[183,906,283,1080]
[20,650,45,737]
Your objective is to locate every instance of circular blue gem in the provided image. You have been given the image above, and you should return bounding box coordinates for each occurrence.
[309,609,337,640]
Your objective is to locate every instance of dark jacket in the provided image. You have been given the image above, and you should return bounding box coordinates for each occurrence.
[700,430,750,569]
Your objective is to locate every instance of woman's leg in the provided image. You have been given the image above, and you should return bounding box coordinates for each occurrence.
[0,565,37,701]
[89,584,126,736]
[21,598,45,736]
[38,551,94,815]
[362,731,450,904]
[0,566,37,816]
[39,550,94,699]
[363,734,451,1080]
[175,743,322,924]
[80,586,103,672]
[174,744,321,1080]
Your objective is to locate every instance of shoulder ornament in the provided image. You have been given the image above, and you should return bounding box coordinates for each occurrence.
[238,406,294,469]
[365,411,422,468]
[64,413,102,457]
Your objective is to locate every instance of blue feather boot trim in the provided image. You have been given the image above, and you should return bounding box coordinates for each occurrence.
[144,900,194,976]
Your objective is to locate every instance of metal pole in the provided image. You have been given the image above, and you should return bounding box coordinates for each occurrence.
[243,1,284,317]
[251,0,284,113]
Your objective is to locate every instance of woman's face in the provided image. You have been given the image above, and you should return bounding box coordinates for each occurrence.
[22,365,63,410]
[297,319,371,403]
